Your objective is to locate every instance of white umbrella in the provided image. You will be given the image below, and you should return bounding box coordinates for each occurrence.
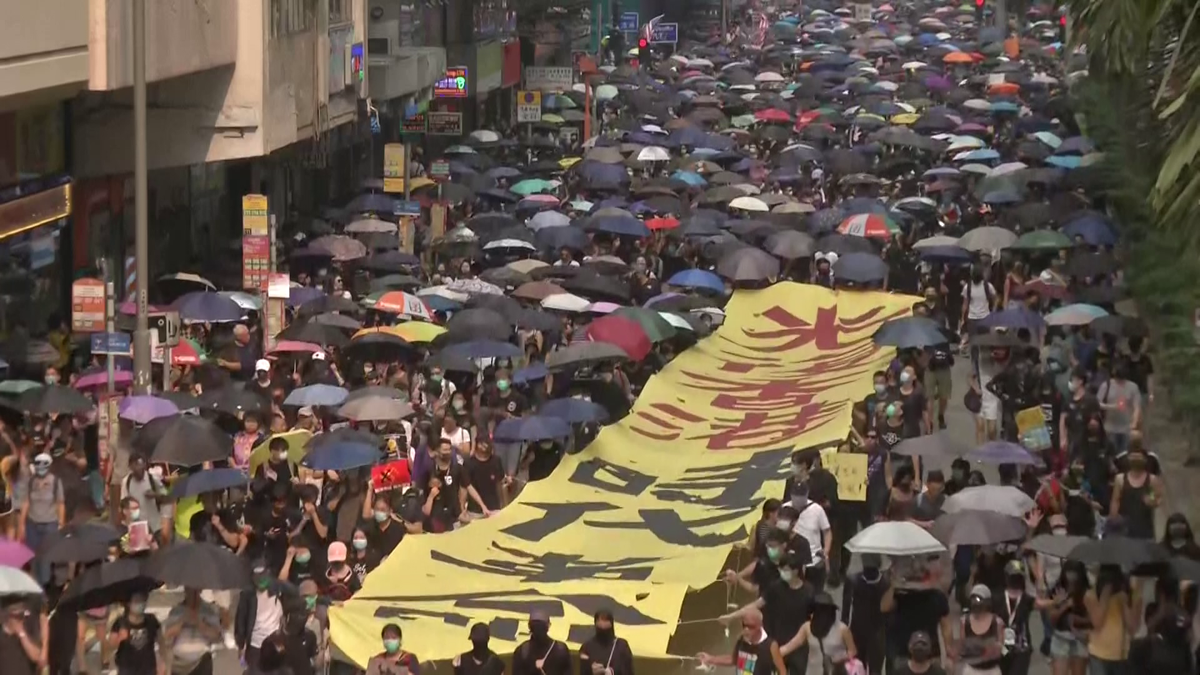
[959,163,993,175]
[345,218,397,233]
[846,521,946,556]
[728,196,769,212]
[594,84,619,101]
[0,567,42,596]
[687,58,715,69]
[962,99,992,111]
[989,162,1029,176]
[468,129,501,143]
[658,312,694,331]
[755,71,785,83]
[947,135,986,151]
[958,226,1017,252]
[637,146,671,162]
[445,278,503,295]
[218,291,263,311]
[640,124,668,135]
[732,183,761,195]
[944,485,1035,519]
[902,60,928,70]
[541,293,591,313]
[913,234,961,249]
[416,285,469,303]
[482,239,537,251]
[528,211,572,230]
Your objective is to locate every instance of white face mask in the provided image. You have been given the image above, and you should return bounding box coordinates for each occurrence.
[776,519,792,530]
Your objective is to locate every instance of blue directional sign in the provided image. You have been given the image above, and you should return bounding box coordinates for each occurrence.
[91,332,132,356]
[650,22,679,44]
[393,200,422,217]
[618,12,639,32]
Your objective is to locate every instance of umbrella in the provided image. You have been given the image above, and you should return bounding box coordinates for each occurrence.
[171,291,244,323]
[0,538,34,568]
[58,558,158,610]
[0,566,42,595]
[338,396,415,422]
[277,321,350,348]
[145,541,251,590]
[0,380,40,396]
[891,432,968,458]
[1045,303,1108,326]
[167,468,249,499]
[302,441,381,471]
[118,396,179,424]
[284,384,349,407]
[36,523,119,563]
[1026,534,1090,559]
[763,230,815,259]
[1067,536,1168,567]
[248,430,313,476]
[446,308,512,341]
[1012,229,1072,251]
[204,387,268,416]
[944,485,1036,519]
[717,247,780,282]
[15,385,94,415]
[585,315,652,361]
[546,342,629,370]
[967,440,1039,465]
[539,397,610,424]
[833,252,888,284]
[151,415,233,466]
[845,521,946,556]
[872,317,950,349]
[1090,315,1149,338]
[611,307,677,343]
[667,269,725,294]
[495,415,572,442]
[837,213,898,239]
[958,226,1017,252]
[932,510,1027,546]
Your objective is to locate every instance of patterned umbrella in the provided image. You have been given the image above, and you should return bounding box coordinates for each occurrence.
[836,213,900,239]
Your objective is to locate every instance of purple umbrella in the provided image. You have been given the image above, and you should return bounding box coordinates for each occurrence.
[73,369,133,390]
[119,395,180,424]
[979,307,1046,332]
[0,537,34,568]
[171,291,244,323]
[288,286,325,308]
[968,441,1039,465]
[923,74,954,91]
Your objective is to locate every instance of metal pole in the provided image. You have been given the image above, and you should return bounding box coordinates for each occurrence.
[721,0,728,44]
[105,278,116,396]
[131,0,152,395]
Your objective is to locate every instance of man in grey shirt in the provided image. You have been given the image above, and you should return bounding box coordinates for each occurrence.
[1099,361,1142,453]
[15,453,65,584]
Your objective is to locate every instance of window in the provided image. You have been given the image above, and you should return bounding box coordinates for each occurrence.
[271,0,315,38]
[368,37,390,56]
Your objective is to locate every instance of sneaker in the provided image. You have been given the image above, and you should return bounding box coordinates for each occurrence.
[223,631,238,650]
[938,413,947,430]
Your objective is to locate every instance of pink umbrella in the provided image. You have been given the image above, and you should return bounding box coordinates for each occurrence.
[268,340,323,355]
[74,369,133,390]
[0,537,34,568]
[524,194,560,204]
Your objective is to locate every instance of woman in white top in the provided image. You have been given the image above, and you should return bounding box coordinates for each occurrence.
[780,593,856,675]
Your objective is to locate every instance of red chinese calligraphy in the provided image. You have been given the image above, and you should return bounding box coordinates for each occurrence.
[733,304,909,352]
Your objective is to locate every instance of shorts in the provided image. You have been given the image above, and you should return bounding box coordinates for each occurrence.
[201,589,233,611]
[1050,630,1087,659]
[924,367,952,400]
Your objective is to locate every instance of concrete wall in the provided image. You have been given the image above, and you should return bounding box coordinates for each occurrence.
[0,0,88,108]
[87,0,239,91]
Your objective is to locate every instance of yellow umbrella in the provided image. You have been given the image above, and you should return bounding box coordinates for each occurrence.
[541,113,566,125]
[891,112,920,125]
[384,322,447,343]
[405,177,436,191]
[558,157,582,169]
[248,430,314,476]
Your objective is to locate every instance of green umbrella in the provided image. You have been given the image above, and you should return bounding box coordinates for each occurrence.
[0,380,41,396]
[1011,229,1072,251]
[594,85,619,101]
[731,114,757,128]
[611,307,678,343]
[511,179,556,196]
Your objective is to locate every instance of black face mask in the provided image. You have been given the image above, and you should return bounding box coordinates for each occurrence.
[529,621,551,645]
[594,625,615,643]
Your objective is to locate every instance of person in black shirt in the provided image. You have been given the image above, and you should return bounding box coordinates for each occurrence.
[453,623,504,675]
[698,608,786,675]
[923,330,955,431]
[422,439,468,532]
[278,599,318,675]
[746,553,815,675]
[945,459,970,497]
[893,631,946,675]
[863,370,893,431]
[1125,336,1154,402]
[881,586,951,672]
[254,438,295,494]
[189,492,242,551]
[523,439,564,482]
[842,553,888,675]
[464,440,505,517]
[108,593,162,675]
[578,609,634,675]
[253,484,300,575]
[367,495,405,558]
[294,485,331,557]
[512,612,571,675]
[348,528,381,587]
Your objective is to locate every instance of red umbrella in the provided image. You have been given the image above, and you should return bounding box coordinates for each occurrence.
[754,108,793,123]
[585,315,651,361]
[646,217,680,231]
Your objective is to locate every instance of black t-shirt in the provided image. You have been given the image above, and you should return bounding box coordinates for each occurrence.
[893,664,947,675]
[526,442,563,482]
[463,454,504,512]
[189,508,239,550]
[762,580,815,643]
[1062,394,1101,447]
[1126,352,1154,395]
[281,627,318,675]
[887,589,949,657]
[512,640,571,675]
[899,388,927,437]
[425,462,467,531]
[368,520,405,558]
[731,636,777,675]
[928,344,954,370]
[0,610,39,675]
[995,591,1035,653]
[253,506,301,572]
[484,390,529,418]
[112,613,161,674]
[348,549,381,586]
[454,651,505,675]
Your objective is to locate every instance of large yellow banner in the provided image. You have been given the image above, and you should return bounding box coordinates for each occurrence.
[330,284,912,664]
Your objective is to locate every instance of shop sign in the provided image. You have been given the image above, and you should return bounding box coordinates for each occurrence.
[90,332,131,356]
[383,144,406,193]
[524,66,574,91]
[618,12,639,32]
[242,234,270,290]
[434,67,470,98]
[267,273,291,299]
[430,160,451,180]
[501,40,522,88]
[394,200,422,217]
[241,194,269,236]
[853,2,872,21]
[517,91,542,123]
[476,42,503,94]
[402,113,427,134]
[398,218,415,253]
[0,181,71,241]
[71,277,106,332]
[430,202,448,240]
[427,112,464,136]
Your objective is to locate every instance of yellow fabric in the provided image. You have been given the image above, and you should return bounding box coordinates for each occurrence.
[1087,593,1129,661]
[174,495,203,539]
[247,430,313,476]
[330,284,914,664]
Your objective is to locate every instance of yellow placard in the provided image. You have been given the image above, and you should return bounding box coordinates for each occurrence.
[383,143,405,193]
[398,217,415,253]
[330,284,916,665]
[820,447,869,502]
[430,203,448,240]
[1016,406,1052,451]
[241,194,269,236]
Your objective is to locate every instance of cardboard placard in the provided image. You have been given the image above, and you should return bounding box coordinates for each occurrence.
[371,460,413,492]
[383,144,406,193]
[430,203,448,241]
[820,447,868,502]
[1016,406,1051,452]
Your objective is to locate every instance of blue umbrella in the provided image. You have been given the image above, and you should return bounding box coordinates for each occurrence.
[1045,156,1082,169]
[668,127,707,147]
[345,193,396,214]
[699,133,735,151]
[494,415,572,442]
[479,188,520,203]
[536,226,590,252]
[513,363,548,384]
[840,197,889,216]
[302,441,381,471]
[667,269,725,294]
[670,171,708,187]
[168,468,248,499]
[1062,212,1118,246]
[539,397,609,424]
[807,208,846,234]
[423,295,463,313]
[956,148,1001,162]
[979,308,1046,332]
[442,341,521,360]
[171,292,244,323]
[586,215,651,238]
[577,162,630,185]
[284,384,349,407]
[288,286,325,308]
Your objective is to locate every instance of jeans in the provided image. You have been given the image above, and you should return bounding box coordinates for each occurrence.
[1109,432,1130,455]
[1088,657,1127,675]
[24,519,59,584]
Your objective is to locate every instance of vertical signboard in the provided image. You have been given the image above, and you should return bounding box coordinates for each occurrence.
[242,194,270,290]
[383,143,406,193]
[71,277,106,332]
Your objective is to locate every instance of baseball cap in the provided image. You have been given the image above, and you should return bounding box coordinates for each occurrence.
[327,541,347,563]
[312,351,327,361]
[969,583,992,600]
[32,453,52,468]
[298,406,314,417]
[1005,559,1026,576]
[255,359,271,372]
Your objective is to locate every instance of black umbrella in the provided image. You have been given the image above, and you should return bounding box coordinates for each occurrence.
[464,294,524,322]
[932,510,1027,546]
[833,252,888,284]
[167,467,249,499]
[344,385,406,403]
[891,432,969,458]
[59,557,159,611]
[1065,252,1119,278]
[145,541,252,590]
[717,247,780,282]
[202,387,268,416]
[277,320,350,348]
[1090,314,1149,338]
[1067,535,1168,568]
[362,251,421,273]
[297,294,359,316]
[305,427,381,450]
[562,272,632,303]
[445,308,512,342]
[37,523,120,564]
[545,343,630,371]
[309,313,363,330]
[16,385,94,415]
[150,415,234,466]
[873,316,953,349]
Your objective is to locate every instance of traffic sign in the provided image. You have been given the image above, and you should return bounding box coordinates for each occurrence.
[394,200,422,217]
[517,90,542,123]
[618,12,639,32]
[650,22,679,44]
[71,277,106,332]
[90,332,132,356]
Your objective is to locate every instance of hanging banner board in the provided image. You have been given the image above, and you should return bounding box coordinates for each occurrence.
[383,143,406,193]
[71,277,106,332]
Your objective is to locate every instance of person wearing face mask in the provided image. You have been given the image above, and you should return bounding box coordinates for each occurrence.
[1161,513,1200,559]
[16,452,64,583]
[893,632,945,675]
[1059,368,1100,461]
[453,623,503,675]
[841,553,888,675]
[236,562,291,674]
[997,560,1034,675]
[961,263,997,354]
[723,552,814,674]
[1109,445,1163,540]
[280,542,315,586]
[366,495,405,557]
[781,592,856,675]
[365,623,420,675]
[109,592,164,675]
[463,439,504,518]
[119,454,166,537]
[255,438,295,490]
[163,588,223,675]
[957,585,1004,675]
[347,527,381,586]
[578,609,634,675]
[322,541,360,601]
[698,608,787,675]
[513,612,571,675]
[276,599,318,675]
[1097,360,1142,454]
[520,434,565,483]
[247,359,274,401]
